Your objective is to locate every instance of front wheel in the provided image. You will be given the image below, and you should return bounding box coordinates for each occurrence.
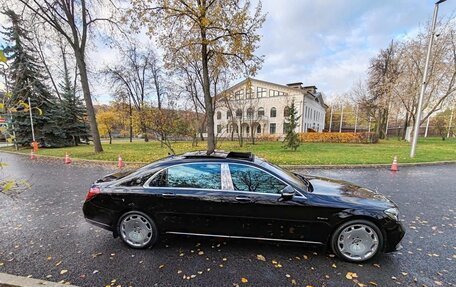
[331,220,383,262]
[118,211,158,249]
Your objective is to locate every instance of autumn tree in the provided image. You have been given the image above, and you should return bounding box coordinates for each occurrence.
[394,18,456,139]
[104,46,164,142]
[128,0,265,154]
[96,109,119,144]
[16,0,119,153]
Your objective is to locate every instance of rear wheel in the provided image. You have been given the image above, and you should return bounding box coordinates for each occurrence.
[331,220,383,262]
[118,211,158,249]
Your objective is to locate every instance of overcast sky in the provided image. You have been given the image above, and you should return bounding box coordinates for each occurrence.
[1,0,456,104]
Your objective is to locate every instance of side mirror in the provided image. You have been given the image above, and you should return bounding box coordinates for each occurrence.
[280,186,295,200]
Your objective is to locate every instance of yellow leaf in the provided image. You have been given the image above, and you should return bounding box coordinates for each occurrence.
[241,277,248,283]
[256,254,266,261]
[346,272,358,280]
[0,50,7,63]
[159,264,165,269]
[60,270,68,275]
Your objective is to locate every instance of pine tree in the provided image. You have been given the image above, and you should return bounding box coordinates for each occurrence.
[59,55,90,146]
[2,10,65,147]
[283,99,301,151]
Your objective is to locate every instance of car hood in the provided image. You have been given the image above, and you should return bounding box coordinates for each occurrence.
[307,176,396,209]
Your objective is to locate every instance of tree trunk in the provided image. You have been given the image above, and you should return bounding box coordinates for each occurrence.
[129,96,133,143]
[74,49,103,152]
[200,32,215,154]
[109,132,112,144]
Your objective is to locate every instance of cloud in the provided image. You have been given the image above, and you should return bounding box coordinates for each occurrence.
[254,0,456,100]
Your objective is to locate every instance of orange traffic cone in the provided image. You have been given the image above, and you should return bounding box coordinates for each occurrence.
[118,155,125,169]
[64,153,72,164]
[390,156,398,171]
[30,150,37,160]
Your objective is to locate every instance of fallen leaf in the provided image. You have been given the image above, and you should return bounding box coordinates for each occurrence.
[256,254,266,261]
[434,281,443,286]
[60,270,68,275]
[159,264,165,269]
[285,274,291,278]
[55,261,62,266]
[241,278,248,283]
[198,251,204,255]
[346,272,358,280]
[369,282,378,286]
[331,263,337,268]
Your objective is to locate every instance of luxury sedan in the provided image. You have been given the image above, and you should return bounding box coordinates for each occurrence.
[83,151,405,262]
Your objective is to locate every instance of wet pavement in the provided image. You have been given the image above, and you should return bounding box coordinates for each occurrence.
[0,152,454,287]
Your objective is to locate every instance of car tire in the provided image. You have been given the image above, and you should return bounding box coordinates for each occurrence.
[331,219,383,263]
[117,211,158,249]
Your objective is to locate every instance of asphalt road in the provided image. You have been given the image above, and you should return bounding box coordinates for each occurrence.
[0,152,455,287]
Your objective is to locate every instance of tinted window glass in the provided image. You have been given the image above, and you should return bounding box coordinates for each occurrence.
[150,164,221,189]
[119,172,154,186]
[229,164,286,194]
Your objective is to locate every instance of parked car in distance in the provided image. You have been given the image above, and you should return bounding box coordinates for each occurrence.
[83,151,405,262]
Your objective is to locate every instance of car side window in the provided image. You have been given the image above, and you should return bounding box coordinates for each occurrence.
[149,163,221,190]
[228,164,286,194]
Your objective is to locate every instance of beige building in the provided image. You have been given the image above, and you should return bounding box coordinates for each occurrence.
[214,78,327,138]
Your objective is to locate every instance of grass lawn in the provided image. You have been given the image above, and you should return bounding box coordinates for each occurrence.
[2,137,455,165]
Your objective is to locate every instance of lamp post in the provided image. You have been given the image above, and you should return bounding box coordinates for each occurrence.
[410,0,447,158]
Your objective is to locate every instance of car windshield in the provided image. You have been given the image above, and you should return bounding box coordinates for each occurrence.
[259,159,310,192]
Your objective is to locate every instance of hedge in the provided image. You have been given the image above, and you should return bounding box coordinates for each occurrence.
[299,132,379,143]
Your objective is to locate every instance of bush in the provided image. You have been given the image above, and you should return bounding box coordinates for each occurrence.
[299,132,378,144]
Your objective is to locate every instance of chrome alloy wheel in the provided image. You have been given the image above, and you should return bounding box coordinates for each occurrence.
[120,214,153,248]
[337,223,379,261]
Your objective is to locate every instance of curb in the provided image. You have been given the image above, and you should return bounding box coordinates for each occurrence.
[0,272,78,287]
[1,149,456,169]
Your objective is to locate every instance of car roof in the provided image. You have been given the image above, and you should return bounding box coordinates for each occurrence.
[181,151,255,162]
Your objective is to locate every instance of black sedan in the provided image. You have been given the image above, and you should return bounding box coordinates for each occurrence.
[83,151,405,263]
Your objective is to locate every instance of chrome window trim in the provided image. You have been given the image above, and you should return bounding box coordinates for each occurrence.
[142,161,306,199]
[165,231,322,245]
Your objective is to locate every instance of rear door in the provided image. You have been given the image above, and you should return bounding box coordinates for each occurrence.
[144,162,234,234]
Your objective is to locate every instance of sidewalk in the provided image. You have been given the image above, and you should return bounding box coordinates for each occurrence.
[0,273,78,287]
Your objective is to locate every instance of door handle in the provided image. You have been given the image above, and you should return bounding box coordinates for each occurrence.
[235,196,252,202]
[162,192,176,198]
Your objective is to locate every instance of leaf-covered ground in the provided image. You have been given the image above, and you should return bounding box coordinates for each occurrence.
[2,137,456,165]
[0,152,454,287]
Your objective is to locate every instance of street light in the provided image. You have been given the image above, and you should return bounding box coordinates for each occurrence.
[410,0,447,158]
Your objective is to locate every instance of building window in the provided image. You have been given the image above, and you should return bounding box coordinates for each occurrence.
[257,87,267,98]
[269,90,288,97]
[216,111,221,120]
[227,110,232,119]
[246,125,250,134]
[217,125,222,133]
[257,107,264,117]
[270,107,277,118]
[247,107,254,118]
[235,89,244,100]
[236,109,242,118]
[246,87,254,99]
[256,125,261,134]
[284,106,290,117]
[270,123,276,134]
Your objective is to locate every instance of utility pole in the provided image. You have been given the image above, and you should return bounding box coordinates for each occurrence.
[329,107,333,132]
[410,0,447,157]
[28,97,36,142]
[424,116,430,138]
[447,108,454,138]
[385,102,391,137]
[339,106,344,133]
[354,105,358,133]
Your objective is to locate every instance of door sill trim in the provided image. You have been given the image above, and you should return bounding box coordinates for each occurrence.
[165,231,324,245]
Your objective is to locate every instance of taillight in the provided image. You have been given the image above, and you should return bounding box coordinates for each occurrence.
[86,186,100,201]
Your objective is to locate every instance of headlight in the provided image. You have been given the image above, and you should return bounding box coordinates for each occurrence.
[384,208,399,221]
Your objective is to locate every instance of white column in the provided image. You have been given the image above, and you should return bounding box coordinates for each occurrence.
[339,106,344,133]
